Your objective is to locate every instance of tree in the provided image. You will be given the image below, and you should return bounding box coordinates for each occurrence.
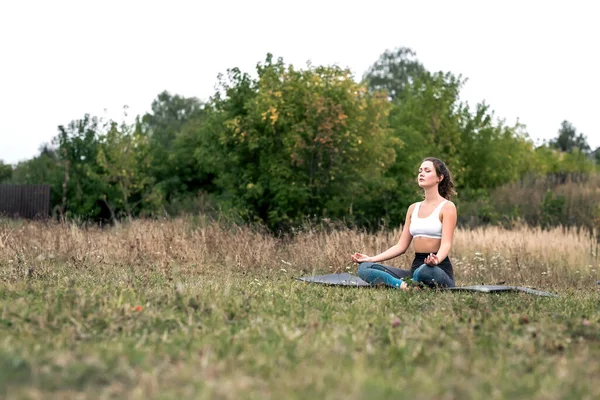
[141,91,205,200]
[0,160,12,183]
[363,47,426,100]
[382,71,466,223]
[52,115,108,220]
[195,54,396,229]
[96,120,160,220]
[458,103,536,191]
[10,145,59,185]
[10,146,64,210]
[533,121,595,181]
[142,91,204,141]
[549,120,590,153]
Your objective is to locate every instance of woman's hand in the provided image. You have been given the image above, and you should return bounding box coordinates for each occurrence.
[424,253,440,266]
[351,253,373,263]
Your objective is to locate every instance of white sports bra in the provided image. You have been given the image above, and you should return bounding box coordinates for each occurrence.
[409,200,448,239]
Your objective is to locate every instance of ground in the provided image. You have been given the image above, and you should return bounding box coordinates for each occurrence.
[1,219,599,399]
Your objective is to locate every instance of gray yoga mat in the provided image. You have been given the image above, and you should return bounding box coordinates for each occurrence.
[296,273,558,297]
[297,272,371,287]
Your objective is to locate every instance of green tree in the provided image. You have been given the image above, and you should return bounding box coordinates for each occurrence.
[532,143,594,180]
[458,103,537,192]
[549,120,590,153]
[161,106,221,215]
[141,91,205,200]
[96,120,160,220]
[196,54,396,229]
[363,47,426,100]
[10,146,64,212]
[52,115,108,220]
[0,160,12,183]
[379,71,465,226]
[559,148,595,175]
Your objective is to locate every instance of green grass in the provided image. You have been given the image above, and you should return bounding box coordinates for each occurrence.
[1,264,599,400]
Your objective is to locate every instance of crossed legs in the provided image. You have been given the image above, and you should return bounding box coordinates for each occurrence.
[357,262,455,288]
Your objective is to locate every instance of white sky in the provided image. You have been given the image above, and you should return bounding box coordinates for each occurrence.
[1,0,598,165]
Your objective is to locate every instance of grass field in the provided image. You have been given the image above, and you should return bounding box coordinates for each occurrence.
[1,218,599,399]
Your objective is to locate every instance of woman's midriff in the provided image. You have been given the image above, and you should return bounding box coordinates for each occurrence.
[412,237,441,254]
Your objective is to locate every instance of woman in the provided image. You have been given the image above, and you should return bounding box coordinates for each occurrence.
[351,157,457,289]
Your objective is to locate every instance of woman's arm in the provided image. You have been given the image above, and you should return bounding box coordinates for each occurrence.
[433,202,457,262]
[395,203,416,255]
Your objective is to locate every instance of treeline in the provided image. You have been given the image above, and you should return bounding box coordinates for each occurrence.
[1,48,598,231]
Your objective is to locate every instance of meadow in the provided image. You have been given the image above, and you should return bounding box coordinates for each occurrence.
[1,218,599,399]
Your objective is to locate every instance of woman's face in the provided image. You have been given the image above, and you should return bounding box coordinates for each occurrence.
[417,161,440,188]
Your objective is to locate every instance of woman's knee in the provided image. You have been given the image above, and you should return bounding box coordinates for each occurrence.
[358,262,375,272]
[412,263,431,282]
[357,262,374,278]
[357,262,404,288]
[412,264,453,287]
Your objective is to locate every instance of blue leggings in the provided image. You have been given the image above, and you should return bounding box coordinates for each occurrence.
[357,261,455,288]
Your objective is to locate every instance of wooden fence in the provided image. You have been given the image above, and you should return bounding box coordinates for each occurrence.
[0,184,51,219]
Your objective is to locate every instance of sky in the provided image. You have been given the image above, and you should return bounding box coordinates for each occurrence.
[1,0,598,165]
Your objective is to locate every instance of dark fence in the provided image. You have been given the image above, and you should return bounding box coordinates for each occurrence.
[0,184,51,219]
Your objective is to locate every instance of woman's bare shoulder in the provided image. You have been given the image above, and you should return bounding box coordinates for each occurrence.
[441,200,457,215]
[407,202,419,212]
[443,200,456,209]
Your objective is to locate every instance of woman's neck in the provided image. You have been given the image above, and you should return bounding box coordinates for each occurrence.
[423,187,444,204]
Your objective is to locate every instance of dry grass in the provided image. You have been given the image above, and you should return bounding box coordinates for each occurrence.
[1,218,597,290]
[1,218,600,399]
[476,174,600,230]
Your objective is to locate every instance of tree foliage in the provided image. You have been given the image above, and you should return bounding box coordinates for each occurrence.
[0,160,12,183]
[96,120,160,220]
[363,47,426,100]
[7,49,597,230]
[141,91,205,200]
[194,55,397,229]
[549,120,590,153]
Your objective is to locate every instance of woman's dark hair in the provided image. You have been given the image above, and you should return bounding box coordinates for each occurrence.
[423,157,457,200]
